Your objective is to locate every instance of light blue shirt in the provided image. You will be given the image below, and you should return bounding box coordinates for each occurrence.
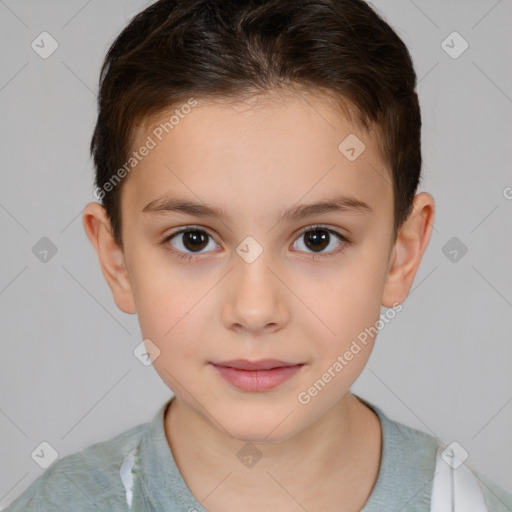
[4,395,512,511]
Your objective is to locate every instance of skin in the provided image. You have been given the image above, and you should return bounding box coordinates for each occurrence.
[83,88,435,511]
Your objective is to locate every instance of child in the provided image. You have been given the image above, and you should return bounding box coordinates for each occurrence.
[5,0,512,510]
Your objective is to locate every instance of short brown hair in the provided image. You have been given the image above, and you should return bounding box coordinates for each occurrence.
[90,0,422,247]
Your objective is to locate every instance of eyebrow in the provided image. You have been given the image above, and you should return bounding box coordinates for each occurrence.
[142,194,373,222]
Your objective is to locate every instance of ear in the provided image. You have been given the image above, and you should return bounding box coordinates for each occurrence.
[82,202,137,314]
[382,192,435,307]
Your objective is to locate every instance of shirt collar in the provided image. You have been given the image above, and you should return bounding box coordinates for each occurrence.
[138,394,436,511]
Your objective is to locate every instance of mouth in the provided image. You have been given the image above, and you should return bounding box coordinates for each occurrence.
[210,359,304,392]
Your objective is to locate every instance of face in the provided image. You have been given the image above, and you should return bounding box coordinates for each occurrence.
[96,90,402,442]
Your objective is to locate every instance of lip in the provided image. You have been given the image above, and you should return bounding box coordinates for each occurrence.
[210,359,304,392]
[212,359,299,370]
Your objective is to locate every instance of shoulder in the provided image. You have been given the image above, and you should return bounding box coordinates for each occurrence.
[355,395,439,510]
[356,400,512,512]
[360,396,440,471]
[360,397,512,512]
[472,469,512,512]
[3,423,145,512]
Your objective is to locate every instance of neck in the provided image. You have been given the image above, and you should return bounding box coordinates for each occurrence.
[164,393,382,511]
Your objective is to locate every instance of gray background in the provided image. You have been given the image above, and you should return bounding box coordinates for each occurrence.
[1,0,511,508]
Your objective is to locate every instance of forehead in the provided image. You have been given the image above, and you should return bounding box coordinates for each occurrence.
[123,89,392,224]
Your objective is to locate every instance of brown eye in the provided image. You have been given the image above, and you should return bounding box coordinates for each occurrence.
[292,226,347,256]
[167,228,218,255]
[163,224,350,261]
[303,229,330,252]
[181,230,209,252]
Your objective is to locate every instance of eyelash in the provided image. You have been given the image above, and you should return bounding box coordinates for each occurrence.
[160,225,351,262]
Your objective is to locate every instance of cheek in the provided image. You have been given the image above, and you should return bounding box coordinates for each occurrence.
[128,257,186,341]
[301,245,389,360]
[131,260,218,366]
[137,288,206,390]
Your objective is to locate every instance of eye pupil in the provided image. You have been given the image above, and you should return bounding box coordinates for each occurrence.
[305,229,329,252]
[183,230,208,251]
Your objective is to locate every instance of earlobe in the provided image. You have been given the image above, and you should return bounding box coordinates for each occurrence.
[82,202,137,314]
[381,192,435,307]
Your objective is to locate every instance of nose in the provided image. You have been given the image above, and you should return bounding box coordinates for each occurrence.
[222,244,289,335]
